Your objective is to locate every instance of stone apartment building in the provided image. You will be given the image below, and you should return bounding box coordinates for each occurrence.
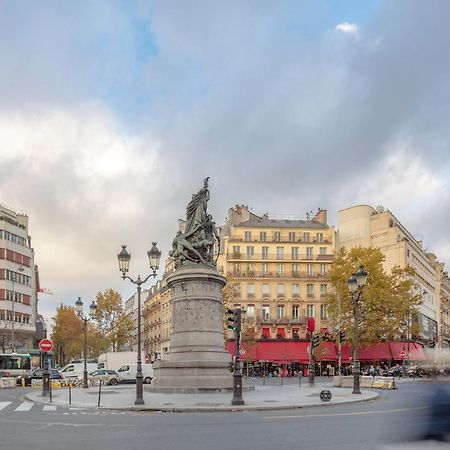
[0,203,39,351]
[217,205,335,340]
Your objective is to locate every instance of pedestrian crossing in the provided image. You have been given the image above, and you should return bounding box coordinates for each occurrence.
[0,401,61,413]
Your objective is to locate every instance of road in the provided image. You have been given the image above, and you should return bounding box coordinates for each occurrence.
[0,380,444,450]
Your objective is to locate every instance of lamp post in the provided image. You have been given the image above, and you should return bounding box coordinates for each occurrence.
[117,242,161,406]
[10,265,24,352]
[348,265,368,395]
[75,297,97,389]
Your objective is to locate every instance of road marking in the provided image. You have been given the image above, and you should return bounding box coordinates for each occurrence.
[0,402,12,411]
[264,406,427,420]
[43,405,57,411]
[15,402,33,412]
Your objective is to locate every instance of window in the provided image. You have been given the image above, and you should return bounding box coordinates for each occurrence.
[276,264,284,276]
[262,305,270,319]
[320,284,327,296]
[320,264,326,276]
[316,233,324,243]
[247,304,255,318]
[233,264,241,276]
[247,283,255,296]
[274,231,281,242]
[233,284,241,296]
[320,304,328,320]
[260,231,267,242]
[246,246,254,259]
[247,263,255,275]
[262,263,269,276]
[262,327,271,338]
[232,246,240,257]
[291,247,299,260]
[292,305,299,319]
[289,232,296,242]
[276,247,284,259]
[292,328,299,339]
[277,283,285,296]
[262,283,270,296]
[277,305,285,319]
[306,304,314,317]
[262,246,269,259]
[303,232,310,243]
[307,263,313,276]
[291,263,298,276]
[292,284,300,296]
[307,284,314,297]
[320,247,327,255]
[244,231,252,242]
[306,247,313,260]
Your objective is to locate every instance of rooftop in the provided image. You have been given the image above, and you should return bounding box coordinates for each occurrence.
[234,218,329,229]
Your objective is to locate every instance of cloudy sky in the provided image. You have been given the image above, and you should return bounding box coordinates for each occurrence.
[1,1,449,321]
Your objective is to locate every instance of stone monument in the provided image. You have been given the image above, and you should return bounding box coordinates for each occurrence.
[151,178,233,392]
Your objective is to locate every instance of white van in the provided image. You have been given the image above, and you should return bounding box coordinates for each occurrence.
[117,364,153,384]
[59,363,98,379]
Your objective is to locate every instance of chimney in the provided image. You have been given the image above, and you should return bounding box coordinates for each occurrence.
[313,208,327,225]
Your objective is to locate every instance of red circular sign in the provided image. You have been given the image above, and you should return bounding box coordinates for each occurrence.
[400,350,407,359]
[39,339,53,352]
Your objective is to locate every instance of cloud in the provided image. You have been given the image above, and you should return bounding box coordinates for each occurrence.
[335,22,359,35]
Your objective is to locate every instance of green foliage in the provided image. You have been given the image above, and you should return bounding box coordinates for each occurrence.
[93,289,133,352]
[327,247,421,346]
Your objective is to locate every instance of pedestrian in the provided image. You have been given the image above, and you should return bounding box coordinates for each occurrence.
[369,365,376,377]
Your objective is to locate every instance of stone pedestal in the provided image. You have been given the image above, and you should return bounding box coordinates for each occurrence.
[150,264,233,393]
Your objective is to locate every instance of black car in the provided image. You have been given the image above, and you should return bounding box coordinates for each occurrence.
[17,368,62,386]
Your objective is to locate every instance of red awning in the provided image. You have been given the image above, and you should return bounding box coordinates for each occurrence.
[342,341,427,362]
[359,342,392,361]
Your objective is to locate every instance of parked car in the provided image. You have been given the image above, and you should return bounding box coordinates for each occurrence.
[78,369,120,386]
[17,368,62,386]
[117,364,153,384]
[59,362,98,379]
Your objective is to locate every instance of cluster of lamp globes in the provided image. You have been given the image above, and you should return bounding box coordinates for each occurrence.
[348,266,368,295]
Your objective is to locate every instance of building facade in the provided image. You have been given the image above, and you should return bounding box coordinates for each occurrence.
[0,203,39,351]
[217,205,335,340]
[337,204,445,346]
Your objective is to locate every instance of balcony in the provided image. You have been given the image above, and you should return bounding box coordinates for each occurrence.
[228,235,331,244]
[226,252,333,262]
[256,316,307,325]
[226,271,330,280]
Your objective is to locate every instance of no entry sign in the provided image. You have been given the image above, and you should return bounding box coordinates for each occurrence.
[400,350,407,359]
[39,339,53,352]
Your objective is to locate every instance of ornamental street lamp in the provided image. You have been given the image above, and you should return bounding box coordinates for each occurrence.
[117,242,161,405]
[348,265,368,395]
[75,297,97,389]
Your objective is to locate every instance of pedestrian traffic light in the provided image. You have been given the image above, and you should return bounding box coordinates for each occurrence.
[339,331,346,343]
[226,308,241,333]
[312,333,320,348]
[429,337,436,348]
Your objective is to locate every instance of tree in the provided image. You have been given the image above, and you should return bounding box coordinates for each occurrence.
[51,304,83,366]
[93,289,133,351]
[327,247,422,347]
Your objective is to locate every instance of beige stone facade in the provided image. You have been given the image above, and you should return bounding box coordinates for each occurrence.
[338,205,446,346]
[217,205,335,340]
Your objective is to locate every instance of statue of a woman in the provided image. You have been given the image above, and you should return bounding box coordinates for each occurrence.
[185,177,210,236]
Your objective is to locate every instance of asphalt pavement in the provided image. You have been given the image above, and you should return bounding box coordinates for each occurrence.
[25,378,379,411]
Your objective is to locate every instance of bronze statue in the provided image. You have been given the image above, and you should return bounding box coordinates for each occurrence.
[170,178,219,268]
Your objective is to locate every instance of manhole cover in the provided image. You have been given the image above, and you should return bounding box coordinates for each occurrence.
[263,400,279,403]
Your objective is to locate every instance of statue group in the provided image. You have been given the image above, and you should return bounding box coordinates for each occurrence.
[170,177,219,267]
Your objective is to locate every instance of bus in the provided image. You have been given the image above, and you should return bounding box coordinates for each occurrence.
[0,353,32,377]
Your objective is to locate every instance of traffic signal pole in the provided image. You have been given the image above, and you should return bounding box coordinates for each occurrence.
[308,333,315,387]
[230,308,244,405]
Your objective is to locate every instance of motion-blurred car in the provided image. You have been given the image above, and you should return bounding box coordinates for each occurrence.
[78,369,120,386]
[17,368,62,386]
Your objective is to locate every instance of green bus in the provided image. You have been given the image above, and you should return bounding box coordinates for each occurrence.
[0,353,31,377]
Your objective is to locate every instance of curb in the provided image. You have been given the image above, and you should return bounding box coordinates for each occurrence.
[25,390,379,413]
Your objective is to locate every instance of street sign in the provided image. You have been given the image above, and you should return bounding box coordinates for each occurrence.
[400,350,407,359]
[39,338,53,352]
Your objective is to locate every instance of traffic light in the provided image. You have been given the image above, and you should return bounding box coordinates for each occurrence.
[312,333,320,348]
[339,331,346,343]
[429,337,436,348]
[226,308,241,333]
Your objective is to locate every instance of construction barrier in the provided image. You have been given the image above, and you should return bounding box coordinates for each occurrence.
[333,375,396,390]
[31,379,82,388]
[0,378,16,389]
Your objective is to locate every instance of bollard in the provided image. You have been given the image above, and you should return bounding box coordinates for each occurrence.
[49,382,52,403]
[262,375,265,386]
[281,375,284,387]
[68,381,72,405]
[97,379,102,407]
[298,374,302,387]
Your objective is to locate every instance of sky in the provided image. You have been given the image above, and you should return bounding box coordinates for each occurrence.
[1,0,450,322]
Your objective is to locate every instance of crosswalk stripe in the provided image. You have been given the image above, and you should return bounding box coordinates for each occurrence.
[15,402,33,412]
[0,402,12,411]
[43,405,57,411]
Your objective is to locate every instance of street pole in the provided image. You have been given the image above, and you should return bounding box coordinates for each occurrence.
[83,318,88,389]
[338,294,342,376]
[135,282,144,406]
[231,309,244,405]
[42,351,50,397]
[11,273,15,353]
[308,333,315,387]
[352,291,361,394]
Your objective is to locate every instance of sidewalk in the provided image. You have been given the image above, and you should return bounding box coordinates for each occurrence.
[26,382,379,412]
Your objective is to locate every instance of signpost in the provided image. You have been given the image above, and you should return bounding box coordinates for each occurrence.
[39,339,53,397]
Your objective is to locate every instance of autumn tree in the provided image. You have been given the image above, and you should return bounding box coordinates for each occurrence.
[51,304,83,366]
[93,289,133,351]
[327,247,422,346]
